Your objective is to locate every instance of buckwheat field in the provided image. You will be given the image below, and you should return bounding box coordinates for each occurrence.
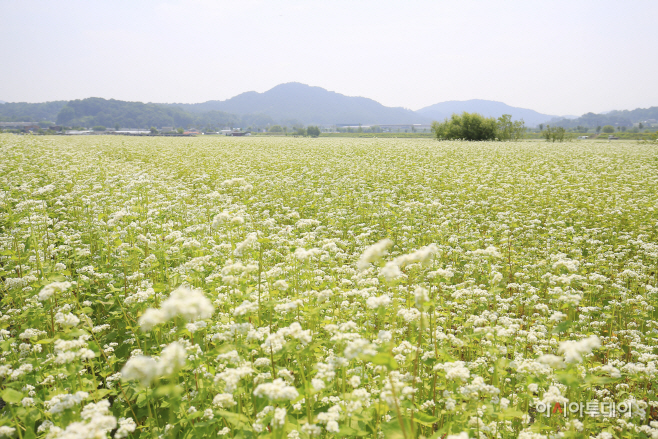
[1,135,658,439]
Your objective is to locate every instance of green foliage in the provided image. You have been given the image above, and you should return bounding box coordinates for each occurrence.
[306,126,321,137]
[268,125,283,133]
[49,97,276,130]
[0,100,68,122]
[432,112,525,141]
[92,125,106,132]
[541,125,569,142]
[1,136,657,438]
[296,127,306,136]
[549,112,634,130]
[602,125,615,133]
[496,114,526,141]
[431,111,498,141]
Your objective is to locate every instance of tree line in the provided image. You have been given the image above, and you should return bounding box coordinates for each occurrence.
[545,107,658,130]
[0,97,277,131]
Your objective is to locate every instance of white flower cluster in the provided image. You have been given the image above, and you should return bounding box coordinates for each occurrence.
[357,238,393,271]
[261,322,312,354]
[37,281,72,301]
[46,400,117,439]
[139,285,214,331]
[253,378,299,401]
[558,335,601,363]
[121,341,187,386]
[380,244,439,281]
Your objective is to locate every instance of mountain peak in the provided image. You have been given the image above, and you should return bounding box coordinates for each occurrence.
[269,82,313,90]
[178,83,428,125]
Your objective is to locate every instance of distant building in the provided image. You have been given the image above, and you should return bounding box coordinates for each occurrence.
[115,130,150,134]
[0,122,40,131]
[335,123,432,132]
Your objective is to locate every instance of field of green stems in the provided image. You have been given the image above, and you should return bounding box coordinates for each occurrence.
[0,135,657,439]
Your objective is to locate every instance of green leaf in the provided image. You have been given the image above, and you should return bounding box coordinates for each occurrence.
[338,425,357,435]
[412,411,439,426]
[154,384,184,398]
[552,321,573,334]
[96,389,113,398]
[555,369,581,387]
[216,410,250,427]
[380,420,406,439]
[135,393,147,408]
[372,352,398,370]
[1,388,24,403]
[499,407,525,419]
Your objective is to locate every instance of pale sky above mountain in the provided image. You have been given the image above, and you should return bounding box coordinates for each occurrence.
[1,0,656,116]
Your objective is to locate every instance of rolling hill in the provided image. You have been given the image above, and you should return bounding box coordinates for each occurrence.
[416,99,556,127]
[1,85,654,130]
[172,82,430,125]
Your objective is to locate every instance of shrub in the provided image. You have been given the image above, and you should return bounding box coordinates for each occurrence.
[306,126,321,137]
[541,125,569,142]
[432,112,498,141]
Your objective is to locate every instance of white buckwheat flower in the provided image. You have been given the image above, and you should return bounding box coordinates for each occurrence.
[254,378,299,401]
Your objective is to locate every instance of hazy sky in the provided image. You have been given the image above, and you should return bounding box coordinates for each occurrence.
[2,0,656,116]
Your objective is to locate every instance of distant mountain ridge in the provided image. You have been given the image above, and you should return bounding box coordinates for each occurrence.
[416,99,557,127]
[0,84,655,129]
[548,106,658,129]
[172,82,429,125]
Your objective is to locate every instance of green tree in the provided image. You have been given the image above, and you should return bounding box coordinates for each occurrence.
[56,106,76,125]
[542,125,568,142]
[432,112,498,141]
[596,126,602,133]
[92,126,106,132]
[541,125,553,141]
[296,127,306,136]
[115,123,120,131]
[306,126,321,137]
[150,127,158,134]
[639,122,643,129]
[552,127,567,142]
[177,128,184,134]
[269,125,283,133]
[602,125,615,133]
[496,114,526,141]
[539,123,544,132]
